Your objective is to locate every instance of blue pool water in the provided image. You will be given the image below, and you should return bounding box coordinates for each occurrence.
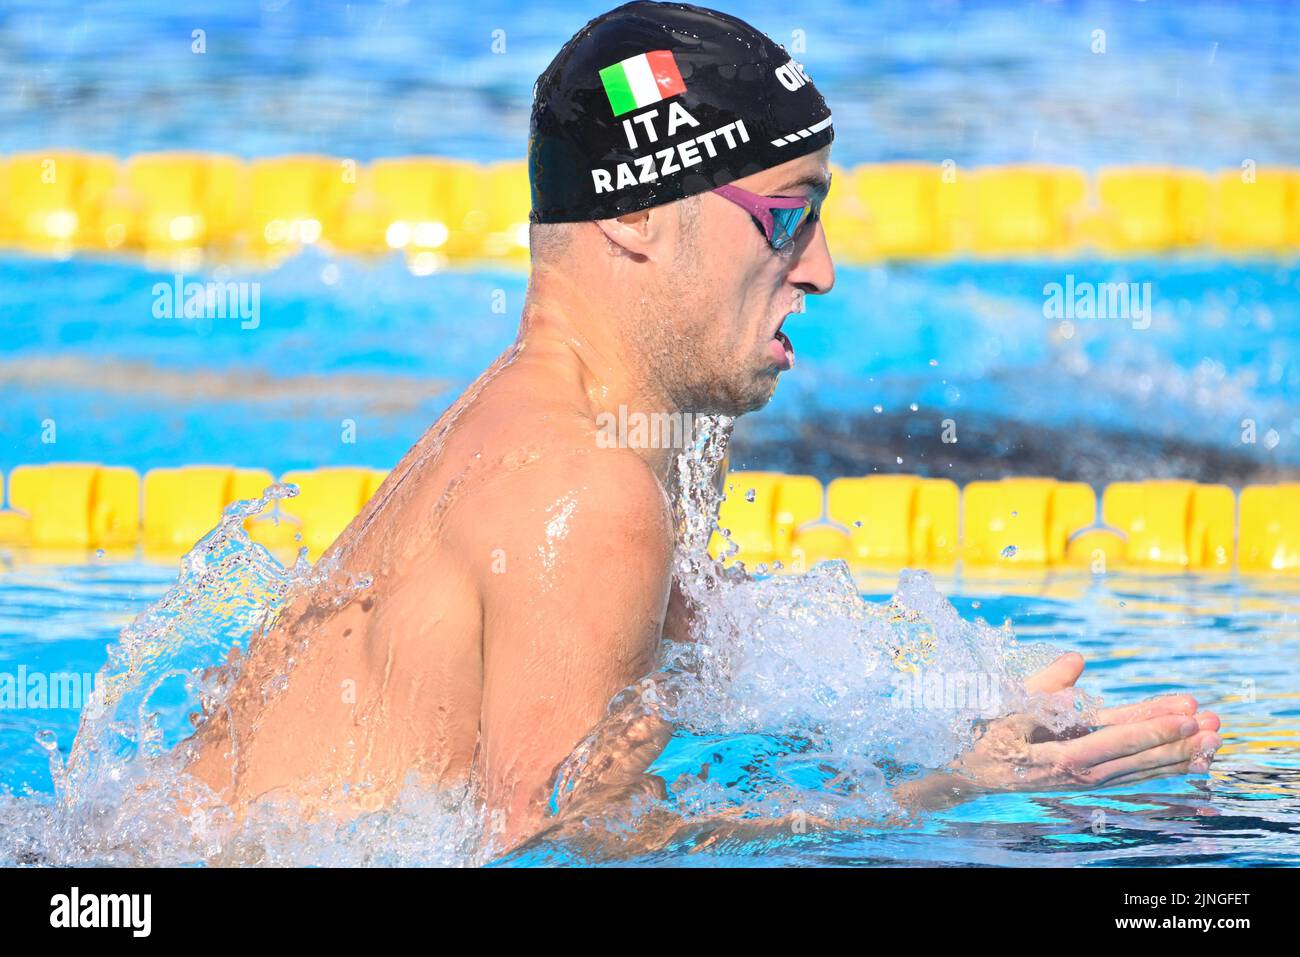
[3,0,1299,169]
[3,254,1298,483]
[3,0,1298,482]
[2,0,1300,865]
[2,557,1297,866]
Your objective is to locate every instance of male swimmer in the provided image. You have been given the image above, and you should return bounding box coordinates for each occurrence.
[186,1,1222,853]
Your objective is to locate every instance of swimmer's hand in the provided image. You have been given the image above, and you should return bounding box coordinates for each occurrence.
[895,652,1223,810]
[517,654,1222,858]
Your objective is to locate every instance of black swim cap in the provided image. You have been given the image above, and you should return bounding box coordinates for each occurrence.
[528,1,834,223]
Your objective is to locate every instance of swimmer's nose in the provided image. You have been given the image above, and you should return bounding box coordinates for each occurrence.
[790,220,835,296]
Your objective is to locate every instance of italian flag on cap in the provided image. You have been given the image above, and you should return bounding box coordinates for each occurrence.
[599,50,687,117]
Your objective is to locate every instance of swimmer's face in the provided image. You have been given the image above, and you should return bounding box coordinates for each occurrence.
[596,145,834,417]
[668,145,835,415]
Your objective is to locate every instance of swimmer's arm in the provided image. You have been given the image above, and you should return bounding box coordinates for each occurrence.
[522,656,1222,857]
[520,778,914,860]
[471,452,677,851]
[891,771,982,810]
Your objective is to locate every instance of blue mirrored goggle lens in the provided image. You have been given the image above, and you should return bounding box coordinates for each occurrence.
[770,204,812,249]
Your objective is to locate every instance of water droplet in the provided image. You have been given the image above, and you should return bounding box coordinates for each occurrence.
[873,404,883,414]
[853,520,863,528]
[745,488,756,503]
[909,402,919,412]
[35,729,58,751]
[895,456,903,465]
[1001,545,1018,559]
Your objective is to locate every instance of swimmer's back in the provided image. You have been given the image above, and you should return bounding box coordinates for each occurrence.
[186,347,672,827]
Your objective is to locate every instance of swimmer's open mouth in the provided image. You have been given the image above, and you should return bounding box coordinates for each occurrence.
[774,328,794,368]
[769,313,795,370]
[769,294,803,371]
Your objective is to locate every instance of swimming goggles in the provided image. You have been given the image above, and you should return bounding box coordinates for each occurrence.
[710,178,830,251]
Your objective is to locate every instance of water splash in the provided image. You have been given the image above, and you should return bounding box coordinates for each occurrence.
[3,417,1094,866]
[1,484,488,866]
[547,416,1092,845]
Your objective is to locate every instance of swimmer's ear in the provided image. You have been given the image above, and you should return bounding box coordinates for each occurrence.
[593,207,661,262]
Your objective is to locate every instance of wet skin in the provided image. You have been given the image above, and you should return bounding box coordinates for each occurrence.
[186,144,1222,853]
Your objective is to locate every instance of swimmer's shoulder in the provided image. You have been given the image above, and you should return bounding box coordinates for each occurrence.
[459,367,663,495]
[451,423,674,577]
[464,430,671,530]
[442,359,673,544]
